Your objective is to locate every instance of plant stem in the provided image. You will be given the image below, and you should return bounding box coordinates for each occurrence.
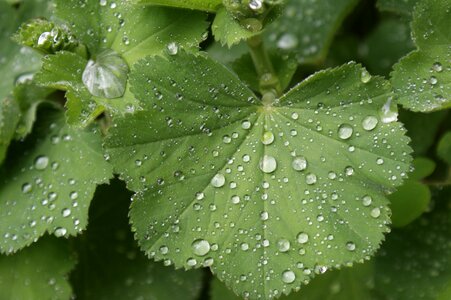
[247,35,282,99]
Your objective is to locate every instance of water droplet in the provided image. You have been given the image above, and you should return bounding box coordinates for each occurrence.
[362,195,372,206]
[211,174,225,187]
[61,208,71,217]
[54,227,67,237]
[260,211,269,221]
[241,243,249,251]
[380,97,398,123]
[277,33,298,50]
[166,42,179,55]
[99,0,107,6]
[345,166,354,176]
[34,155,49,170]
[282,270,296,283]
[22,183,32,193]
[241,120,251,129]
[371,207,381,218]
[186,258,197,267]
[82,48,129,99]
[429,76,438,85]
[305,173,317,185]
[362,116,378,131]
[338,124,353,140]
[192,239,210,256]
[432,62,443,72]
[297,232,309,244]
[261,131,274,145]
[277,239,290,252]
[259,155,277,173]
[231,195,240,204]
[376,158,384,165]
[291,112,299,120]
[292,156,307,171]
[159,245,169,254]
[360,69,371,83]
[346,242,356,251]
[248,0,262,10]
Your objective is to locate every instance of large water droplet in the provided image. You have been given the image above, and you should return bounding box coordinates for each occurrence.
[362,116,378,131]
[362,195,372,206]
[297,232,309,244]
[277,33,298,50]
[82,48,129,98]
[277,239,290,252]
[380,97,398,123]
[192,239,210,256]
[211,174,225,187]
[292,156,307,171]
[282,270,296,283]
[34,155,49,170]
[261,131,274,145]
[305,173,317,185]
[166,42,179,55]
[54,227,67,237]
[259,155,277,173]
[338,124,353,140]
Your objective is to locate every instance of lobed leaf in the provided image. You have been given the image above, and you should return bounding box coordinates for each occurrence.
[390,0,451,112]
[0,109,113,254]
[105,52,412,299]
[212,8,260,47]
[0,236,76,300]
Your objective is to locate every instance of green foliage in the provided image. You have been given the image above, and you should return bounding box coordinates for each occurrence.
[0,0,450,299]
[0,236,76,300]
[391,0,451,112]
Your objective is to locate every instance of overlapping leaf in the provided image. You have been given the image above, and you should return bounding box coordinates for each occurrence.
[34,0,208,126]
[0,236,76,300]
[391,0,451,112]
[105,51,411,299]
[266,0,359,64]
[0,109,113,254]
[71,180,203,300]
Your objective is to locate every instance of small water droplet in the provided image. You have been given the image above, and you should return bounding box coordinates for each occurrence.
[54,227,67,237]
[61,208,71,217]
[34,156,49,170]
[305,173,317,185]
[261,131,274,145]
[292,156,307,171]
[259,155,277,173]
[22,183,32,193]
[360,69,371,83]
[432,62,443,72]
[277,239,290,252]
[248,0,262,10]
[297,232,309,244]
[166,42,179,55]
[362,116,378,131]
[371,207,381,218]
[277,33,298,50]
[346,242,356,251]
[362,195,372,206]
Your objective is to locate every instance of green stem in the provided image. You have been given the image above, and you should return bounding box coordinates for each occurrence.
[247,35,282,99]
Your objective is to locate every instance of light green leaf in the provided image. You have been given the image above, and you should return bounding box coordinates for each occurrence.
[0,109,113,254]
[0,96,20,164]
[266,0,359,64]
[376,0,419,16]
[207,42,249,65]
[376,188,451,300]
[134,0,222,12]
[105,52,412,298]
[71,179,203,300]
[390,0,451,112]
[437,131,451,165]
[0,236,76,300]
[360,18,415,76]
[212,8,260,47]
[35,0,208,126]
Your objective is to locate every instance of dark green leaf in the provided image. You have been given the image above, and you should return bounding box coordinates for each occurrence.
[437,131,451,165]
[134,0,222,12]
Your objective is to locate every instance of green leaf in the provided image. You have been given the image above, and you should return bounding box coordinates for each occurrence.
[376,0,419,16]
[105,52,412,298]
[212,8,260,47]
[437,131,451,165]
[34,0,208,126]
[0,109,113,254]
[71,179,203,300]
[134,0,222,12]
[360,18,415,76]
[376,188,451,299]
[410,157,436,180]
[231,53,297,93]
[0,96,20,164]
[0,236,76,300]
[266,0,359,64]
[390,0,451,112]
[207,42,249,65]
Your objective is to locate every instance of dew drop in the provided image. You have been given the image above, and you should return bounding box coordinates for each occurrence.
[380,97,398,123]
[297,232,309,244]
[61,208,71,217]
[360,69,371,83]
[166,42,179,55]
[241,120,251,129]
[432,62,443,72]
[277,239,290,252]
[211,174,225,187]
[338,124,353,140]
[362,116,378,131]
[34,155,49,170]
[371,207,381,218]
[305,173,317,185]
[362,195,372,206]
[248,0,262,10]
[346,242,356,251]
[292,156,307,171]
[192,239,210,256]
[277,33,298,50]
[22,183,32,193]
[261,131,275,145]
[282,270,296,283]
[54,227,67,237]
[259,155,277,173]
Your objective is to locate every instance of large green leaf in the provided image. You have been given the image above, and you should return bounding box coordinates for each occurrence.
[0,109,113,254]
[134,0,222,12]
[35,0,208,126]
[0,236,76,300]
[390,0,451,112]
[266,0,359,64]
[105,52,412,298]
[71,179,203,300]
[376,187,451,300]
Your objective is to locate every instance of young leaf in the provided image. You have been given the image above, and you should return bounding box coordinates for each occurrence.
[0,109,113,254]
[266,0,359,64]
[0,236,76,300]
[105,52,412,298]
[376,0,419,16]
[212,8,260,47]
[34,0,208,127]
[0,96,20,164]
[134,0,222,12]
[376,188,451,299]
[437,131,451,165]
[71,179,203,300]
[390,0,451,112]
